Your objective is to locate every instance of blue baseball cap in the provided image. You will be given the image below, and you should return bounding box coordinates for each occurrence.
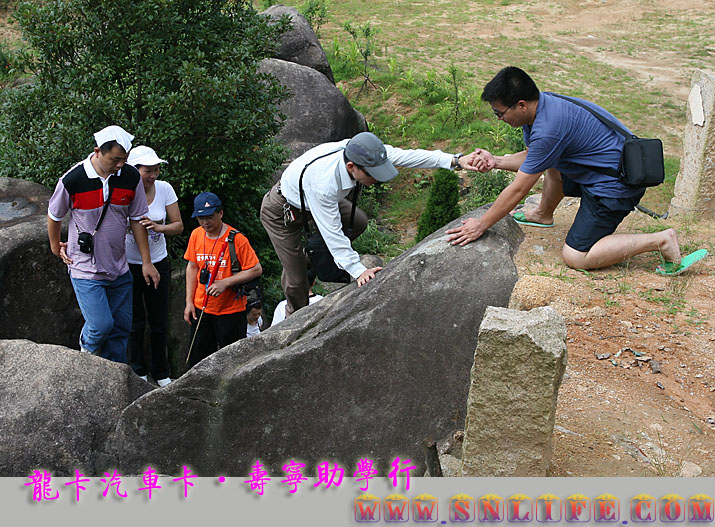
[192,192,222,218]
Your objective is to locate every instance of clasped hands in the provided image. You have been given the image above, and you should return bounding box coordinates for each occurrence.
[463,148,495,173]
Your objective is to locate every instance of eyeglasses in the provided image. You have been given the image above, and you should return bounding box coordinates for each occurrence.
[492,101,517,119]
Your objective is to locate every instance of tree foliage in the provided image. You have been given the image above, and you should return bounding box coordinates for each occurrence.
[416,169,461,242]
[0,0,291,293]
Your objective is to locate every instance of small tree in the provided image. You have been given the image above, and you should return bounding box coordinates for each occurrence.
[343,21,378,97]
[299,0,329,37]
[416,169,461,242]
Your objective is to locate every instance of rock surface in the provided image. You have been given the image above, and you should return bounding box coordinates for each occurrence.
[0,339,152,476]
[670,69,715,218]
[110,207,523,476]
[262,5,334,83]
[259,58,367,163]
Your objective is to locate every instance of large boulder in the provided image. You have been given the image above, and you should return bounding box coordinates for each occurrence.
[0,339,152,476]
[110,207,524,476]
[259,58,367,163]
[0,177,83,349]
[262,5,335,84]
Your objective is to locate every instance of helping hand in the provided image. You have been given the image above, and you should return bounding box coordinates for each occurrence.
[446,217,485,246]
[468,148,496,173]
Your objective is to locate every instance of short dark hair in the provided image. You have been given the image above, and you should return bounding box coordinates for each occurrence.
[98,140,127,155]
[481,66,540,106]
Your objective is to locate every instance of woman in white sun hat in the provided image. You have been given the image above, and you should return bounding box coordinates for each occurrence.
[125,145,183,387]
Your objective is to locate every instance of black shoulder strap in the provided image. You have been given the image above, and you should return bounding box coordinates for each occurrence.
[550,93,633,138]
[298,147,360,236]
[93,177,115,234]
[550,93,630,178]
[226,229,241,274]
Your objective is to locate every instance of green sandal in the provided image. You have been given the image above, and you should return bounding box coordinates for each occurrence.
[656,249,708,276]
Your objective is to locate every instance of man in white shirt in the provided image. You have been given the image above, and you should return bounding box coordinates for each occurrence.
[260,132,476,319]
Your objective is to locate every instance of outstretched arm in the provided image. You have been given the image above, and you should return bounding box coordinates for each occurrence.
[446,169,541,246]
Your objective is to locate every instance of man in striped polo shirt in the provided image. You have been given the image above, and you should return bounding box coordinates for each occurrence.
[48,125,160,363]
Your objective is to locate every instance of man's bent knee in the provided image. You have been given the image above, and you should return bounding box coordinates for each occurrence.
[561,244,587,269]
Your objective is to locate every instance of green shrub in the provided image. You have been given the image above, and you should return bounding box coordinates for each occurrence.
[0,0,291,283]
[416,168,460,242]
[0,42,11,78]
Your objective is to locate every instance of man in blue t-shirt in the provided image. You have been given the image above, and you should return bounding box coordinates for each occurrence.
[447,66,684,272]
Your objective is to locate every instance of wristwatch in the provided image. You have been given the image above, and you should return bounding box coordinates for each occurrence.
[453,153,464,171]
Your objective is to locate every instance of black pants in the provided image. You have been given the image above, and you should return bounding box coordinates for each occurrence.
[128,258,171,379]
[187,310,247,369]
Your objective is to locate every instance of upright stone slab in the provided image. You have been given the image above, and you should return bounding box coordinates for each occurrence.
[110,207,524,476]
[461,306,567,477]
[670,69,715,218]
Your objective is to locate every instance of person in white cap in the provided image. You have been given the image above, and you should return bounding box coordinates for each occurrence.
[260,131,479,319]
[47,126,160,364]
[125,145,183,387]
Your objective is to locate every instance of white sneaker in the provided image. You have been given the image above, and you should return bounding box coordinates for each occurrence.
[157,378,172,387]
[79,337,93,355]
[140,375,149,382]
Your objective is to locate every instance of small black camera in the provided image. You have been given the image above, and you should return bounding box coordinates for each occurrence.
[199,267,209,285]
[77,232,94,254]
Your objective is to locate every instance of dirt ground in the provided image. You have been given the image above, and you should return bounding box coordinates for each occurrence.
[510,198,714,477]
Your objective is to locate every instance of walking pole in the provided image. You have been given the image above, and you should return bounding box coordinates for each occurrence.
[186,240,229,364]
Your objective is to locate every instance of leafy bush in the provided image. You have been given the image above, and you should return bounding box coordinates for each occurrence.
[0,0,291,287]
[0,42,11,78]
[416,169,460,242]
[326,38,363,82]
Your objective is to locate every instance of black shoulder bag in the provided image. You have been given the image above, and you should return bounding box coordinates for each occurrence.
[552,94,665,188]
[299,148,360,284]
[226,229,261,301]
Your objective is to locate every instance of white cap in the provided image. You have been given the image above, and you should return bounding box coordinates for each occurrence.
[93,125,134,153]
[128,145,168,167]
